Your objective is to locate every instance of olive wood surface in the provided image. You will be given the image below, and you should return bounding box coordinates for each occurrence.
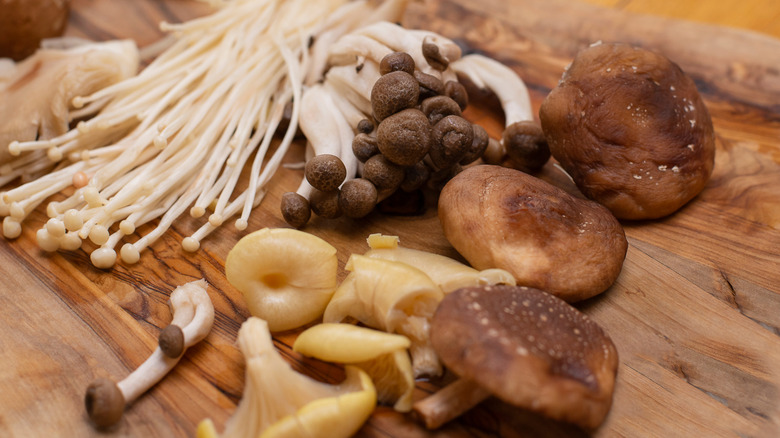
[1,0,779,437]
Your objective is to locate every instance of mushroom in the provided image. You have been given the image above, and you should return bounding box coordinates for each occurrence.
[0,0,70,60]
[293,323,415,412]
[338,178,378,219]
[323,254,445,377]
[376,108,433,166]
[539,42,716,219]
[364,233,515,293]
[428,115,474,169]
[371,70,420,121]
[438,165,627,302]
[84,279,214,428]
[449,53,547,170]
[198,317,376,438]
[412,284,619,430]
[225,228,338,333]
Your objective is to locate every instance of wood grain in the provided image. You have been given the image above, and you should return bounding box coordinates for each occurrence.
[1,0,779,437]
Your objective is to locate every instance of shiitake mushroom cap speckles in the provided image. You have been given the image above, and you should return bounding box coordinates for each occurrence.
[371,70,420,121]
[438,165,627,302]
[539,42,715,220]
[376,108,432,166]
[430,285,618,430]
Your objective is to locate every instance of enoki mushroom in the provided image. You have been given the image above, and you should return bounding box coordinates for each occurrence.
[0,0,391,268]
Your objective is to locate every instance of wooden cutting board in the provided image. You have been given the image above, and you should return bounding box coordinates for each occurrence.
[2,0,779,436]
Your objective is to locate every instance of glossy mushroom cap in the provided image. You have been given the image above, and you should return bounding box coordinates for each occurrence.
[540,42,715,220]
[431,285,619,430]
[438,165,627,302]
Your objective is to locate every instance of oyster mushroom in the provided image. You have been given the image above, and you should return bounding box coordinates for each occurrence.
[539,42,716,219]
[412,285,619,430]
[438,165,627,302]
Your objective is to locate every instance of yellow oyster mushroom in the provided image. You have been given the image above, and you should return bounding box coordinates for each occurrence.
[365,233,516,293]
[323,255,444,377]
[294,323,414,412]
[226,228,338,332]
[199,317,376,438]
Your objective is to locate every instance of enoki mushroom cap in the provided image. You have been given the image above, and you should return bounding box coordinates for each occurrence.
[430,285,619,430]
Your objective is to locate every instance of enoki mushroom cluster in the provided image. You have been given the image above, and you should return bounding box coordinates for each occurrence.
[0,0,403,268]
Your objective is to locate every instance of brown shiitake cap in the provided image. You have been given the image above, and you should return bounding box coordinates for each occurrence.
[376,108,433,166]
[0,0,70,60]
[371,70,420,121]
[431,285,619,430]
[539,42,715,220]
[439,165,627,302]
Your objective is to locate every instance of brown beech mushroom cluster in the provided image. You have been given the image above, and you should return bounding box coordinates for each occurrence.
[439,165,627,302]
[539,42,716,220]
[413,285,619,430]
[281,26,497,227]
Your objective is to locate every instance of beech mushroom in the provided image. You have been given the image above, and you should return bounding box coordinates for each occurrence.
[413,285,619,430]
[539,42,716,219]
[376,108,433,166]
[439,165,627,302]
[450,53,546,170]
[85,279,214,428]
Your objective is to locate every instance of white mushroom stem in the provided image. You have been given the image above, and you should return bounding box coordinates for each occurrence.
[85,279,214,428]
[119,279,214,403]
[412,378,492,429]
[450,53,533,125]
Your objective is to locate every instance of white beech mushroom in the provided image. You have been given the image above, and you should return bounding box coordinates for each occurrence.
[84,279,214,428]
[1,0,397,268]
[450,53,550,171]
[198,317,376,438]
[413,285,619,430]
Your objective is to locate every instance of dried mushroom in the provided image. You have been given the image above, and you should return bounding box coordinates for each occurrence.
[539,42,716,219]
[438,165,627,302]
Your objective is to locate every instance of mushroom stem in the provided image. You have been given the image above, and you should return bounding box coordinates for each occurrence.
[85,279,214,428]
[412,378,492,429]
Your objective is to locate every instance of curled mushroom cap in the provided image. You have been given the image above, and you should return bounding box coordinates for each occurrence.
[539,42,715,220]
[416,285,618,430]
[438,165,627,302]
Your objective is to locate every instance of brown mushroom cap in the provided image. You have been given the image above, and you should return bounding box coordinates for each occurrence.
[371,70,420,121]
[280,192,311,228]
[438,165,627,302]
[158,324,184,358]
[379,51,415,76]
[503,121,550,172]
[430,285,619,430]
[305,154,346,192]
[539,42,715,220]
[376,108,432,166]
[0,0,70,61]
[85,378,125,428]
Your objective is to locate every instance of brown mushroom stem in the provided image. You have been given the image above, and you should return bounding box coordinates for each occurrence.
[412,378,492,429]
